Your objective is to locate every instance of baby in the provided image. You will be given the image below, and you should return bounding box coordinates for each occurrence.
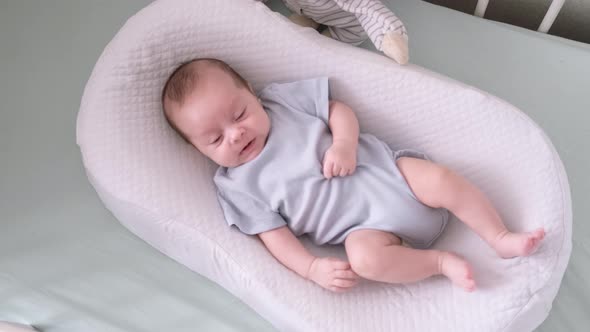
[161,58,545,293]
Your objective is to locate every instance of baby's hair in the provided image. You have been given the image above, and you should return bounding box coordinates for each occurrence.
[161,58,250,144]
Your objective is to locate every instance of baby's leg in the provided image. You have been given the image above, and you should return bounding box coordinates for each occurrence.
[396,157,545,258]
[345,229,476,291]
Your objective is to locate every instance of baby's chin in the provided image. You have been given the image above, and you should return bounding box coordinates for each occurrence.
[222,158,254,168]
[234,149,259,167]
[197,148,247,168]
[213,152,255,169]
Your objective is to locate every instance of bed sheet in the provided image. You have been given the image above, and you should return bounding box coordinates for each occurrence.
[1,0,588,331]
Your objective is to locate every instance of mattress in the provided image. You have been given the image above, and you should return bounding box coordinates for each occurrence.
[75,0,572,331]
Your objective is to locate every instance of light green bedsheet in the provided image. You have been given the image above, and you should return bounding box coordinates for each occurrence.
[1,0,588,331]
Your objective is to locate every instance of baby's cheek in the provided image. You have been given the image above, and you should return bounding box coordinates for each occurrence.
[217,149,238,168]
[205,148,224,166]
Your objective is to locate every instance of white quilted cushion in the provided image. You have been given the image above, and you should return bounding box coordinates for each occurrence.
[76,0,572,331]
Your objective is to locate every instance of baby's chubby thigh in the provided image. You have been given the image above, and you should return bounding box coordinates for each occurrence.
[352,140,449,247]
[385,153,451,248]
[376,186,450,249]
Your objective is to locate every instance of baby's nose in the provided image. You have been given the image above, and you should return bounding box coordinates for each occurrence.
[230,127,245,144]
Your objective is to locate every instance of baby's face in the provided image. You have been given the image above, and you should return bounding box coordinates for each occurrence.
[169,67,270,168]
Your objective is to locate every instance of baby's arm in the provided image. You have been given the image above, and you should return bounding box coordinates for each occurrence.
[323,100,360,178]
[328,100,359,144]
[259,226,359,292]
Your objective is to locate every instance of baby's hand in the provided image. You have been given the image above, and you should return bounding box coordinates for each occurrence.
[322,140,357,179]
[307,257,360,292]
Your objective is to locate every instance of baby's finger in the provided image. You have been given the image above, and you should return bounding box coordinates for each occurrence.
[323,159,334,178]
[333,278,358,288]
[328,286,349,293]
[335,269,360,280]
[347,166,356,175]
[332,164,342,177]
[331,260,351,270]
[339,168,348,177]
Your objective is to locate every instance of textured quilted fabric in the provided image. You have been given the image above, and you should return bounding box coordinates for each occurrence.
[76,0,572,331]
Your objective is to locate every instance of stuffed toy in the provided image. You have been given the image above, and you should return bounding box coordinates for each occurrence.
[260,0,409,64]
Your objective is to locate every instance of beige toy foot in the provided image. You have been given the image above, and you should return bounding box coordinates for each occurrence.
[382,32,409,65]
[0,322,39,332]
[288,13,320,30]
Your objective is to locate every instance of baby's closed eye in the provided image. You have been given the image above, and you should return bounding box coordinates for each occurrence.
[235,108,246,121]
[210,135,222,144]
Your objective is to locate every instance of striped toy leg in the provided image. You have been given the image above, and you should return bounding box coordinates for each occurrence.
[325,21,368,46]
[333,0,409,63]
[298,0,368,45]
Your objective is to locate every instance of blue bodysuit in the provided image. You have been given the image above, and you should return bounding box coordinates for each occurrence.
[214,77,448,249]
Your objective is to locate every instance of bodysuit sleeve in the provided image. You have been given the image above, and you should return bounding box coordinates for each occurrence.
[257,77,331,124]
[216,188,287,235]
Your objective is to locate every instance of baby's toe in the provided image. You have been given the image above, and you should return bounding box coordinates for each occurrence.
[461,277,476,292]
[535,228,546,240]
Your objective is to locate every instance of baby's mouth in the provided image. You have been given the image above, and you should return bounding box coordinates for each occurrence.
[240,138,254,155]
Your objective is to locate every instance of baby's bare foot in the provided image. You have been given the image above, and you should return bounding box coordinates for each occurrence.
[492,228,545,258]
[439,252,476,292]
